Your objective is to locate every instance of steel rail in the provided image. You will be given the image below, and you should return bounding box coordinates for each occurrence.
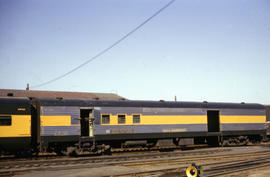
[0,148,228,174]
[103,153,270,177]
[121,150,270,167]
[1,148,270,176]
[110,154,270,177]
[203,156,270,177]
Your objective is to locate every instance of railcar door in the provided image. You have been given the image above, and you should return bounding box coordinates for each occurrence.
[80,109,94,137]
[89,110,94,137]
[207,110,220,132]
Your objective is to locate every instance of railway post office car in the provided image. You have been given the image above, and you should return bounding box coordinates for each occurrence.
[36,98,267,154]
[0,97,267,155]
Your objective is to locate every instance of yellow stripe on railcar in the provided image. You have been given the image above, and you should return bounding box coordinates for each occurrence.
[0,115,31,137]
[220,115,266,124]
[40,115,71,126]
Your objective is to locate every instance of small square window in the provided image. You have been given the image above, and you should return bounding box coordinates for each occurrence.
[102,115,110,124]
[133,115,140,124]
[0,116,11,126]
[118,115,126,124]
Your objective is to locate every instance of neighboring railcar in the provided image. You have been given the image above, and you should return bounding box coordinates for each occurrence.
[0,97,33,154]
[265,105,270,137]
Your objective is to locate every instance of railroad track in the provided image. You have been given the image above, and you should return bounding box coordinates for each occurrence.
[1,147,270,176]
[202,156,270,177]
[110,150,270,177]
[0,148,229,176]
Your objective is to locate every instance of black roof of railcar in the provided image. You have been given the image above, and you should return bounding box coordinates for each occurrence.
[0,97,31,114]
[0,97,30,105]
[38,98,264,109]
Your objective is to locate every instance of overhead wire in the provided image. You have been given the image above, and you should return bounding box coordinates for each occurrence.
[30,0,176,89]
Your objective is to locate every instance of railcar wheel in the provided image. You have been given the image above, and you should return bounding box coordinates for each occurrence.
[147,140,157,148]
[222,140,230,147]
[173,138,180,146]
[103,148,112,155]
[238,136,248,146]
[64,146,81,156]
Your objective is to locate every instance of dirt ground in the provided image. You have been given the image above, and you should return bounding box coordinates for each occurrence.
[16,166,137,177]
[246,167,270,177]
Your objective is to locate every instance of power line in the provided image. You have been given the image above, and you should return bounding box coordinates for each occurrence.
[30,0,176,89]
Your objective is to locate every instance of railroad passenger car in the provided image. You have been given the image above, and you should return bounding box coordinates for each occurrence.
[265,105,270,137]
[0,97,37,154]
[0,97,267,155]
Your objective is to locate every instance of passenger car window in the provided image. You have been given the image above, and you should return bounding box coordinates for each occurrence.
[0,116,11,126]
[118,115,125,124]
[102,115,110,124]
[133,115,140,123]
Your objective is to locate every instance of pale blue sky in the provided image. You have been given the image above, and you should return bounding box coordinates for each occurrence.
[0,0,269,104]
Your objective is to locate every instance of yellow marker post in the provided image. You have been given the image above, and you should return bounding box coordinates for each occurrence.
[186,163,202,177]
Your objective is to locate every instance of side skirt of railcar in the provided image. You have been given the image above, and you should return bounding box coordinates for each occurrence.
[39,136,80,154]
[36,131,266,155]
[0,137,31,155]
